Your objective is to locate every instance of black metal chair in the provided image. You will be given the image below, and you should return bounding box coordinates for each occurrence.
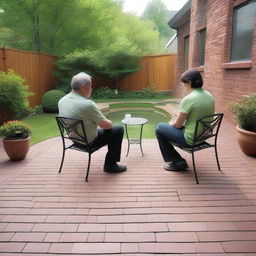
[56,116,102,182]
[172,113,224,184]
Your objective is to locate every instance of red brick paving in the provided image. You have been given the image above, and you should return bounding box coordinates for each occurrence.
[0,117,256,255]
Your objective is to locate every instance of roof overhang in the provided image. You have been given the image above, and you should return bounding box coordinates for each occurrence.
[168,0,191,29]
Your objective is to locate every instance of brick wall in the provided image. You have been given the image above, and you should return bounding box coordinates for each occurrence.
[174,0,256,123]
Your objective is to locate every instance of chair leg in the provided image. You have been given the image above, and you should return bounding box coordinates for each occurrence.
[85,153,92,182]
[191,151,199,184]
[214,145,222,173]
[59,149,66,173]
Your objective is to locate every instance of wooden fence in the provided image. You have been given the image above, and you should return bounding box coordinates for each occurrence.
[117,54,176,91]
[0,48,176,107]
[93,53,177,91]
[0,47,57,107]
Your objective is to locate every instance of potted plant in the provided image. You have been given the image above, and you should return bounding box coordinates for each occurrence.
[0,120,31,160]
[230,93,256,157]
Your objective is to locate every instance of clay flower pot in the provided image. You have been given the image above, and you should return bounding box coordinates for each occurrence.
[236,126,256,157]
[3,137,30,161]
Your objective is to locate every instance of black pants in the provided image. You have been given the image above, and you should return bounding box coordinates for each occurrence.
[90,125,124,166]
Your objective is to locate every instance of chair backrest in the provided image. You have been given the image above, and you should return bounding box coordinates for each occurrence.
[193,113,224,145]
[56,116,89,146]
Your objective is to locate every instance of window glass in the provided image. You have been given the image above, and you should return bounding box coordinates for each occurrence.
[199,29,206,66]
[231,0,256,61]
[184,36,190,69]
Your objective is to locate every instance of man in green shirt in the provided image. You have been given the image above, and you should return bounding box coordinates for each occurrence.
[58,72,127,173]
[156,70,215,171]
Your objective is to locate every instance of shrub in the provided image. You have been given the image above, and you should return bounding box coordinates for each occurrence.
[92,87,119,99]
[42,90,66,113]
[229,93,256,132]
[91,85,171,100]
[0,69,33,124]
[0,120,31,139]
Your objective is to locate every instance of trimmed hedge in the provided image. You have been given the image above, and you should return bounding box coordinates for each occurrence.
[42,90,66,113]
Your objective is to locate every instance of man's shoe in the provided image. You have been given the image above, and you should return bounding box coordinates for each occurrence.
[104,164,127,173]
[164,159,188,171]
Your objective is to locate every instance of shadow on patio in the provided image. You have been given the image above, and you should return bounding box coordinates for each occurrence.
[0,117,256,255]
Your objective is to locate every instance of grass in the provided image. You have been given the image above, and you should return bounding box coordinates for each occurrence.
[23,101,172,145]
[23,113,59,145]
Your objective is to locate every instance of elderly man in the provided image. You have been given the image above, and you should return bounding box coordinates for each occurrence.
[58,72,127,173]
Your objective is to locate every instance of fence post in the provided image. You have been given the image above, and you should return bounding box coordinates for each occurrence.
[0,47,7,72]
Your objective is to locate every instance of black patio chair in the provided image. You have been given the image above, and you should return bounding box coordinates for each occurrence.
[56,116,102,182]
[172,113,224,184]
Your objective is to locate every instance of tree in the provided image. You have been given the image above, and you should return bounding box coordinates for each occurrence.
[0,0,163,56]
[142,0,175,42]
[0,0,76,53]
[54,42,141,92]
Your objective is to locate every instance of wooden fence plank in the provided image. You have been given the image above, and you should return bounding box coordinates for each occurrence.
[116,53,176,91]
[0,47,57,107]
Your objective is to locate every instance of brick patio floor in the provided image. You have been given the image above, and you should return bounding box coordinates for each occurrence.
[0,117,256,255]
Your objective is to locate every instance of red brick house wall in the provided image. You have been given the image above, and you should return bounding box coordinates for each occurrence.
[171,0,256,122]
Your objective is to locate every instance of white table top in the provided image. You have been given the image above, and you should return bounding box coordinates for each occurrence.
[121,117,148,125]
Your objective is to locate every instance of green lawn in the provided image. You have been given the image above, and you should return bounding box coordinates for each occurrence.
[23,102,171,145]
[24,113,59,145]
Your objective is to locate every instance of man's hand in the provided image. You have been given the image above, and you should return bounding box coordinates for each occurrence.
[98,119,113,130]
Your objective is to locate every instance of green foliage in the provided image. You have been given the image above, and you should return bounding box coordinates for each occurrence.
[55,47,140,92]
[0,70,33,124]
[92,87,120,99]
[0,0,163,56]
[54,53,96,92]
[42,90,66,113]
[91,86,170,100]
[0,120,31,139]
[229,93,256,132]
[33,105,43,113]
[142,0,175,43]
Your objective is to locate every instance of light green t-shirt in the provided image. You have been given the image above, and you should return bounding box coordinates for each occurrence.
[179,88,215,145]
[58,91,107,143]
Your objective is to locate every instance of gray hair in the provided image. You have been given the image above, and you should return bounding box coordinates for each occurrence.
[71,72,92,90]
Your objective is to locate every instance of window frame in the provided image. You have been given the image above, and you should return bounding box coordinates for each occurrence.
[184,35,190,70]
[230,0,256,62]
[199,28,206,66]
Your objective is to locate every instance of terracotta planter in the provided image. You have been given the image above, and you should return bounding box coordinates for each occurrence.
[236,126,256,157]
[2,137,30,161]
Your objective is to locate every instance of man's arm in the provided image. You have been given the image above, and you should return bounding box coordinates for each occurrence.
[170,112,188,129]
[98,119,113,130]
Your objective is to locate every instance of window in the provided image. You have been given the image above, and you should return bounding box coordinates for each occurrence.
[199,29,206,66]
[231,0,256,61]
[184,36,190,69]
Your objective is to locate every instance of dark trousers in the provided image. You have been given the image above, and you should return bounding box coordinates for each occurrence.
[155,123,190,162]
[90,125,124,166]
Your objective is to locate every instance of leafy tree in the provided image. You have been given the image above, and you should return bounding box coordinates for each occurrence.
[142,0,175,42]
[55,42,141,92]
[0,0,75,53]
[0,0,163,56]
